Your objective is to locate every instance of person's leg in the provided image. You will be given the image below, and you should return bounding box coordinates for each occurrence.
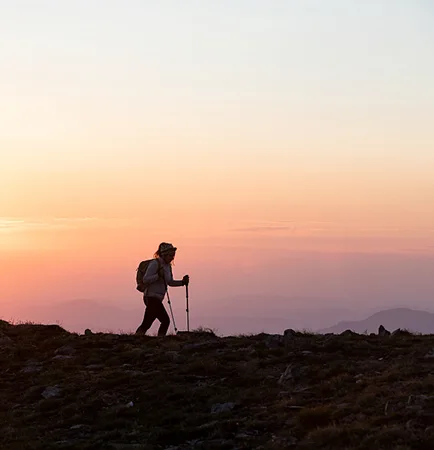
[136,297,158,334]
[155,301,170,336]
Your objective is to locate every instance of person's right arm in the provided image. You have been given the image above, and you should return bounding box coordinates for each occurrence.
[142,260,159,285]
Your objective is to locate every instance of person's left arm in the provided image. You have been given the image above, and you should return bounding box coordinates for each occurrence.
[164,265,186,287]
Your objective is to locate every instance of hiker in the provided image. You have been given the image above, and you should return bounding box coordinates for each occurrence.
[136,242,189,336]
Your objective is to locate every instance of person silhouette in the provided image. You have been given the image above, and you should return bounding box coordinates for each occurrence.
[136,242,189,336]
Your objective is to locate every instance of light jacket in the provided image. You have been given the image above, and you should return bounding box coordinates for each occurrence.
[143,257,183,301]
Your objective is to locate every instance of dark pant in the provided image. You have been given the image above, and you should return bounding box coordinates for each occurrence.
[136,296,170,336]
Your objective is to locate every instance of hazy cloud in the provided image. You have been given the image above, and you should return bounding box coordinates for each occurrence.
[230,221,434,236]
[0,217,129,233]
[232,225,295,233]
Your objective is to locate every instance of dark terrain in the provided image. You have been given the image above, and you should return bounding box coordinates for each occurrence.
[2,320,434,449]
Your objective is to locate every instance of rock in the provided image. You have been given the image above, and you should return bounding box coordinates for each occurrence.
[125,370,145,377]
[182,341,220,351]
[0,332,13,347]
[278,364,295,384]
[266,334,283,348]
[197,420,220,431]
[340,329,357,337]
[86,364,104,370]
[211,402,235,414]
[278,364,307,385]
[23,386,44,402]
[55,345,76,355]
[21,363,43,373]
[41,386,62,399]
[52,355,73,361]
[166,351,184,362]
[284,329,297,338]
[424,349,434,358]
[0,319,10,328]
[391,328,412,337]
[378,325,391,336]
[108,445,144,450]
[84,329,93,336]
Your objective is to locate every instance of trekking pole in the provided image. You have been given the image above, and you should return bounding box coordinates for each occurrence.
[186,284,190,332]
[166,290,178,334]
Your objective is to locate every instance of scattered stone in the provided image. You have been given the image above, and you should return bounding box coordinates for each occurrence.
[391,328,412,337]
[124,348,145,358]
[86,364,104,370]
[424,349,434,359]
[266,334,283,348]
[21,363,43,373]
[84,328,93,336]
[55,345,76,355]
[110,444,144,450]
[211,402,235,414]
[340,329,357,337]
[0,319,10,328]
[182,340,220,350]
[378,325,391,336]
[285,436,298,447]
[301,350,313,356]
[41,386,62,399]
[166,351,184,362]
[23,386,44,402]
[197,420,220,431]
[0,332,13,347]
[52,355,73,361]
[408,395,434,406]
[186,439,233,448]
[284,329,297,338]
[125,370,145,377]
[278,364,295,384]
[236,433,253,439]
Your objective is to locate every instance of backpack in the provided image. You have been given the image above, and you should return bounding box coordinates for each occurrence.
[135,259,161,292]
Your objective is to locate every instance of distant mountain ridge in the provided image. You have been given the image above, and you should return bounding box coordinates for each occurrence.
[0,297,362,336]
[319,308,434,334]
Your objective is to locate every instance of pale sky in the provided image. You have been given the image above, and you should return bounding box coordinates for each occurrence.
[1,1,433,333]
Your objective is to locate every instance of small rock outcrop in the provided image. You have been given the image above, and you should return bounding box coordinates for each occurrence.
[340,329,357,337]
[378,325,391,336]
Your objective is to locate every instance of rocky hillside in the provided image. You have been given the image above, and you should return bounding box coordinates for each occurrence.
[2,320,434,449]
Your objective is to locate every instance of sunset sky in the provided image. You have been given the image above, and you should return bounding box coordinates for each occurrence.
[1,1,433,333]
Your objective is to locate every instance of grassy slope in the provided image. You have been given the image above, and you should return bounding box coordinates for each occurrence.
[2,320,434,449]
